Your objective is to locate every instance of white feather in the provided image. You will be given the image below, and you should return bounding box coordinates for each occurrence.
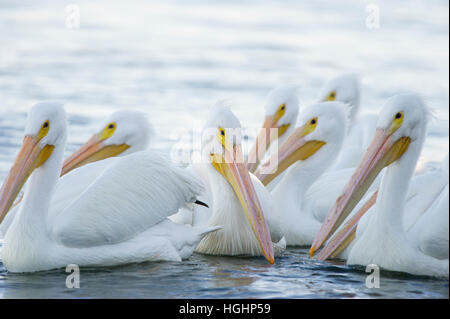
[1,103,219,273]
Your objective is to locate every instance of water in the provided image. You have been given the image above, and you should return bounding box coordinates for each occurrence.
[0,0,448,298]
[0,249,447,299]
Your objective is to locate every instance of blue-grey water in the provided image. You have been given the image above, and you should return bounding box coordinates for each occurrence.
[0,0,448,298]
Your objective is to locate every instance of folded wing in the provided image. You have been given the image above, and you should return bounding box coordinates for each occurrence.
[49,151,204,248]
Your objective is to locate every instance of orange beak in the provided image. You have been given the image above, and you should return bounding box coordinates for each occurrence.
[310,128,410,257]
[0,135,54,223]
[255,124,326,186]
[246,115,282,173]
[315,190,378,260]
[61,135,129,176]
[212,144,275,264]
[8,133,130,213]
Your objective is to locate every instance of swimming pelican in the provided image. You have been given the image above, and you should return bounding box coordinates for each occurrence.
[318,73,377,170]
[0,102,219,273]
[311,94,449,278]
[246,85,300,173]
[1,110,153,236]
[316,152,449,261]
[254,102,347,246]
[193,103,285,263]
[312,75,439,223]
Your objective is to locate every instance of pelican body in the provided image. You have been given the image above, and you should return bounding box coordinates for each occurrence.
[0,102,218,273]
[316,153,449,262]
[190,104,287,263]
[311,94,449,278]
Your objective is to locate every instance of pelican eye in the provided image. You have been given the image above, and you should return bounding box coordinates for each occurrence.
[99,122,117,141]
[274,104,287,123]
[217,126,232,151]
[389,111,404,133]
[37,120,50,139]
[326,91,337,101]
[301,117,318,137]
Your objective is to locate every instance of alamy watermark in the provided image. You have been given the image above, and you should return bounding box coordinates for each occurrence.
[169,124,280,175]
[365,264,380,288]
[66,264,80,288]
[65,4,80,29]
[365,3,380,29]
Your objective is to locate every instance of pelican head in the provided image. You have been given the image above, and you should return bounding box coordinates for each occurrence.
[61,110,152,175]
[310,93,427,257]
[0,102,67,223]
[202,103,275,264]
[247,85,300,173]
[255,101,347,186]
[318,74,360,124]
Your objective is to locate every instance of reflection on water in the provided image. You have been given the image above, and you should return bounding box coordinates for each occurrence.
[211,268,257,289]
[0,0,448,298]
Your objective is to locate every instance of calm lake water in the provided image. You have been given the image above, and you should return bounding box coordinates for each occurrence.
[0,0,448,298]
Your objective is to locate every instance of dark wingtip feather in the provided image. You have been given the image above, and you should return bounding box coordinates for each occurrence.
[194,200,209,208]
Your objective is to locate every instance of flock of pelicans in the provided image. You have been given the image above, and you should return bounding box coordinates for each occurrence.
[0,74,448,280]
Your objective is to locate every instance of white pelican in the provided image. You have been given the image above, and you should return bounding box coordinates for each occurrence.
[317,73,378,170]
[0,102,219,273]
[315,152,449,261]
[254,102,347,246]
[192,103,285,263]
[1,110,153,236]
[311,94,449,278]
[246,85,300,173]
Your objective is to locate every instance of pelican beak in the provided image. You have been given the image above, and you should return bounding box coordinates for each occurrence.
[315,190,378,260]
[61,134,130,176]
[211,144,275,264]
[310,128,411,257]
[254,124,326,186]
[0,135,54,223]
[247,115,289,173]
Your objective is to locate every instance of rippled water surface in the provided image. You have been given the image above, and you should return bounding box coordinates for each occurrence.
[0,249,448,299]
[0,0,448,298]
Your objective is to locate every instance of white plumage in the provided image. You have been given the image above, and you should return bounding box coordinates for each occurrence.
[317,73,378,170]
[194,164,284,257]
[175,103,285,263]
[314,94,449,278]
[1,110,155,236]
[95,110,153,155]
[261,102,348,245]
[0,102,219,273]
[246,85,300,175]
[316,150,449,262]
[50,152,207,248]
